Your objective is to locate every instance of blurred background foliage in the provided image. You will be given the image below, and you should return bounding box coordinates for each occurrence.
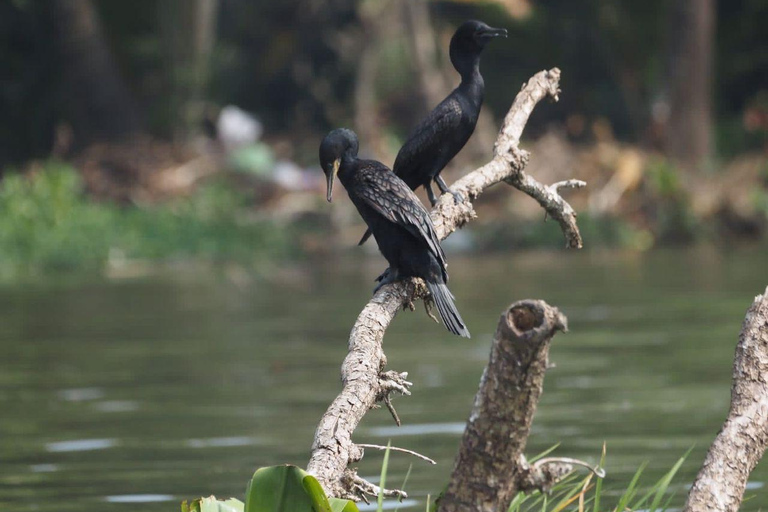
[0,0,766,275]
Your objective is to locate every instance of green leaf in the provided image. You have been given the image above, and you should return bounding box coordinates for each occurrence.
[328,498,361,512]
[183,497,244,512]
[244,465,359,512]
[245,465,314,512]
[377,442,391,512]
[302,474,333,512]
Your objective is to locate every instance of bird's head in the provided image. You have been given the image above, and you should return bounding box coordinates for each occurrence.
[449,20,507,70]
[319,128,359,202]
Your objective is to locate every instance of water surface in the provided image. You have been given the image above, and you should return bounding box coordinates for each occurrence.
[1,246,767,510]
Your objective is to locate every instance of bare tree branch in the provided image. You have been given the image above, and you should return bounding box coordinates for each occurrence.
[307,68,583,499]
[684,286,768,512]
[438,300,568,511]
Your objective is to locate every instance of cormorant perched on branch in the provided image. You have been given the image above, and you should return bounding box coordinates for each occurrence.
[320,128,470,338]
[358,20,507,245]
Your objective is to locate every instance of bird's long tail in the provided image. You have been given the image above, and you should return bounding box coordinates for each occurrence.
[426,281,470,338]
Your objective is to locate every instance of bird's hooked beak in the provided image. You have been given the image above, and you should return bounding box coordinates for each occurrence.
[479,26,508,39]
[326,158,340,202]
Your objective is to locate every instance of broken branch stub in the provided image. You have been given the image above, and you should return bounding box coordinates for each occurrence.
[438,300,568,512]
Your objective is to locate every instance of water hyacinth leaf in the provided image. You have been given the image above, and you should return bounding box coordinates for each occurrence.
[244,464,359,512]
[182,497,244,512]
[302,474,333,512]
[328,497,361,512]
[302,473,360,512]
[202,497,245,512]
[245,465,313,512]
[304,474,360,512]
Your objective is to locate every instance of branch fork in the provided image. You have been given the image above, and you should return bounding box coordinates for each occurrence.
[307,68,586,502]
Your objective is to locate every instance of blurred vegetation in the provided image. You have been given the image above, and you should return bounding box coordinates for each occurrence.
[0,162,292,278]
[1,0,766,165]
[0,0,766,276]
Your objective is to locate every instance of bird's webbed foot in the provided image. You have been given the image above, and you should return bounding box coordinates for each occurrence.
[435,175,464,204]
[373,267,399,294]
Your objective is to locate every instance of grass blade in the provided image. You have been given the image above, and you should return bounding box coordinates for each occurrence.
[377,442,391,512]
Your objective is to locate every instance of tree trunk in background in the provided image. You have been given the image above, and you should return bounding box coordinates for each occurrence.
[48,0,141,147]
[353,0,402,159]
[158,0,219,142]
[403,0,451,113]
[664,0,714,171]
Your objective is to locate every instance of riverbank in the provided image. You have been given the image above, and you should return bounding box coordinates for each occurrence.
[0,145,765,279]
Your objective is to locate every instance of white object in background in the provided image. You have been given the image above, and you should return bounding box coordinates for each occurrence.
[217,105,263,152]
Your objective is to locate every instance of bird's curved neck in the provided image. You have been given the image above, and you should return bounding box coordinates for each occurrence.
[457,64,484,105]
[455,54,483,90]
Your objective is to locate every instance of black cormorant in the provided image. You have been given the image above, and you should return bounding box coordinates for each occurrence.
[358,20,506,245]
[320,128,470,338]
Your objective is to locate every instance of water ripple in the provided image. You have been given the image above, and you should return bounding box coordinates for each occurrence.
[46,438,118,452]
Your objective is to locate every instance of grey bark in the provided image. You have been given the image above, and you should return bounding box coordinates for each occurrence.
[684,286,768,512]
[48,0,141,145]
[307,68,586,500]
[665,0,714,171]
[439,301,569,512]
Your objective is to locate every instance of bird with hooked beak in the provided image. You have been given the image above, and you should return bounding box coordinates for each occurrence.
[319,128,470,338]
[358,19,507,246]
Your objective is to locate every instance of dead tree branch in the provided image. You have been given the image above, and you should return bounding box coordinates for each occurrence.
[685,286,768,512]
[438,300,568,511]
[307,68,584,500]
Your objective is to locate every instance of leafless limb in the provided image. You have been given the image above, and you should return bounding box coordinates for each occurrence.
[306,68,585,500]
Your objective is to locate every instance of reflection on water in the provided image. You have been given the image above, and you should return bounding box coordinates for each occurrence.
[45,439,118,453]
[1,246,767,511]
[104,494,176,503]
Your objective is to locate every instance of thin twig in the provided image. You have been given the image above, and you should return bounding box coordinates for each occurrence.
[382,395,401,426]
[533,457,606,478]
[357,443,437,465]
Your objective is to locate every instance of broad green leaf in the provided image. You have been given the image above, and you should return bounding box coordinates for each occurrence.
[183,497,244,512]
[244,465,359,512]
[328,497,361,512]
[201,497,245,512]
[245,465,313,512]
[302,473,360,512]
[302,474,333,512]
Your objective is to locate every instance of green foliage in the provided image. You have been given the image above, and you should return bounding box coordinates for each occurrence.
[644,159,699,244]
[507,451,687,512]
[478,213,651,251]
[228,144,275,176]
[0,162,291,278]
[244,464,359,512]
[377,442,391,512]
[183,465,358,512]
[182,496,244,512]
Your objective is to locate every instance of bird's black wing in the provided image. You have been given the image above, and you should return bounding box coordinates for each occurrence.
[393,95,463,179]
[356,162,447,269]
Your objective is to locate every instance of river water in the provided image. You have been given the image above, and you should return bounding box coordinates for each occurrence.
[1,246,767,511]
